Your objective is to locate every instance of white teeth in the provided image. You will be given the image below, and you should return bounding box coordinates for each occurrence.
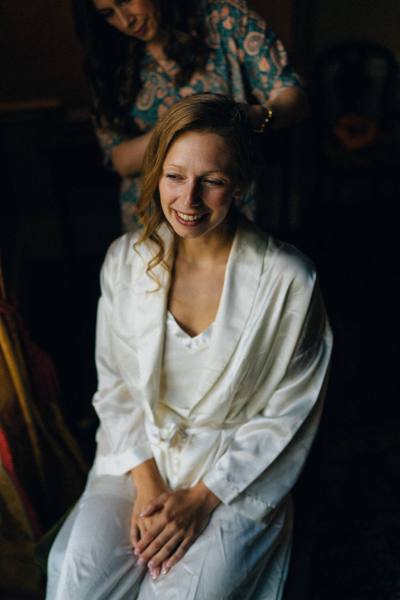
[176,211,203,222]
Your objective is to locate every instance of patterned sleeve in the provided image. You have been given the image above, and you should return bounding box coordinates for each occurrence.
[207,0,302,103]
[92,118,126,169]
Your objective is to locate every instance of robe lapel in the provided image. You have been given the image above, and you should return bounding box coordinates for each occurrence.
[132,226,174,418]
[112,226,173,420]
[113,223,266,417]
[190,224,268,409]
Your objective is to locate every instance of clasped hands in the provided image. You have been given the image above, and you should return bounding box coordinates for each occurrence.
[131,482,220,580]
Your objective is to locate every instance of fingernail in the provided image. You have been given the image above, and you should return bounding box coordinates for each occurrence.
[138,557,145,566]
[148,560,154,568]
[150,569,158,580]
[161,565,168,575]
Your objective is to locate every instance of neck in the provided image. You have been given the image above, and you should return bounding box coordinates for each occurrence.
[176,223,236,266]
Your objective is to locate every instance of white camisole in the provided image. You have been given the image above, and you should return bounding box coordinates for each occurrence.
[156,311,214,423]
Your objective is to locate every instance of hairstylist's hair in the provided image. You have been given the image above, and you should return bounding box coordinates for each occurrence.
[136,93,255,283]
[72,0,210,134]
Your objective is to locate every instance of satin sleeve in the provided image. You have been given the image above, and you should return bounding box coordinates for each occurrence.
[203,281,333,521]
[92,246,153,476]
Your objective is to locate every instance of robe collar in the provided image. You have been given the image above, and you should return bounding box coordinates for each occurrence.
[125,222,267,416]
[191,223,267,409]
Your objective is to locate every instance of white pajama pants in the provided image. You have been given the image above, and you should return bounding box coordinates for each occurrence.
[46,470,292,600]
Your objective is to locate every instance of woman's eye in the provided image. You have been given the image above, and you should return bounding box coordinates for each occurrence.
[166,173,182,180]
[98,9,114,19]
[203,179,225,186]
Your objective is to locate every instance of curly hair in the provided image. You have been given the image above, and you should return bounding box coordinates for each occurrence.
[136,93,256,285]
[72,0,211,134]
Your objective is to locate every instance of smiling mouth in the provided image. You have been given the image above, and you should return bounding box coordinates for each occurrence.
[174,210,208,226]
[132,21,147,36]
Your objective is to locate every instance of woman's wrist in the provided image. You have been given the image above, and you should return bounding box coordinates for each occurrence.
[246,105,267,130]
[254,106,274,133]
[243,88,309,132]
[240,104,274,132]
[130,458,167,492]
[191,481,221,514]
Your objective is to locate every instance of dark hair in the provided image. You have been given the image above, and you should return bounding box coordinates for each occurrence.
[136,93,256,283]
[72,0,211,134]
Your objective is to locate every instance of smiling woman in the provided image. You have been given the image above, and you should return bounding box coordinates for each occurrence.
[159,132,236,237]
[93,0,160,41]
[46,94,332,600]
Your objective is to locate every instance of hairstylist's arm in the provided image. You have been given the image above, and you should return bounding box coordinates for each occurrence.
[111,129,153,177]
[267,86,309,128]
[241,86,309,131]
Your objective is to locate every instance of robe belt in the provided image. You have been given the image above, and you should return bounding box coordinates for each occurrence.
[145,420,237,450]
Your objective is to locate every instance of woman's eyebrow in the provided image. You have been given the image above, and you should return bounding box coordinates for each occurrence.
[164,163,229,174]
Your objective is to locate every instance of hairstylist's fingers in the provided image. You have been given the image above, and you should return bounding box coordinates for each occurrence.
[139,493,168,517]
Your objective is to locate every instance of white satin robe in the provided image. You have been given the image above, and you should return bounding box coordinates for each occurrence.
[47,222,332,599]
[94,222,332,515]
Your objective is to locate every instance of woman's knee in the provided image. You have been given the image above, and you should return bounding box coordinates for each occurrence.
[47,489,135,593]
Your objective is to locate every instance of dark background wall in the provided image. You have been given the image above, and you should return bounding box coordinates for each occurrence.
[0,0,89,107]
[312,0,400,56]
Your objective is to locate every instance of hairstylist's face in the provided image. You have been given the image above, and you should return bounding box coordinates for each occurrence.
[159,131,240,241]
[93,0,159,41]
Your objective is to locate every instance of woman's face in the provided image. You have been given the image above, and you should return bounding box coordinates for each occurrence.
[159,131,240,241]
[93,0,159,41]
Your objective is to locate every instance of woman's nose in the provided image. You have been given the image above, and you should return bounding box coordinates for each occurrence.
[182,181,201,207]
[115,7,135,30]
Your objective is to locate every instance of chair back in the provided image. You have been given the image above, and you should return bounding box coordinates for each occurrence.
[312,41,399,160]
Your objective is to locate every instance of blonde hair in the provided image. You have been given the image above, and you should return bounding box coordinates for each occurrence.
[136,93,255,283]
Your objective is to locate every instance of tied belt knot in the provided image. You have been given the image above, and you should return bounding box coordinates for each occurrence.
[146,419,237,450]
[147,421,189,449]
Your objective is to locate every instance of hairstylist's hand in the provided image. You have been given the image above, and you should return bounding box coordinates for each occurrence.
[134,482,220,579]
[237,103,268,131]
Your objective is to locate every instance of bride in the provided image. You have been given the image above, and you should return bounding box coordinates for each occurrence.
[46,93,332,599]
